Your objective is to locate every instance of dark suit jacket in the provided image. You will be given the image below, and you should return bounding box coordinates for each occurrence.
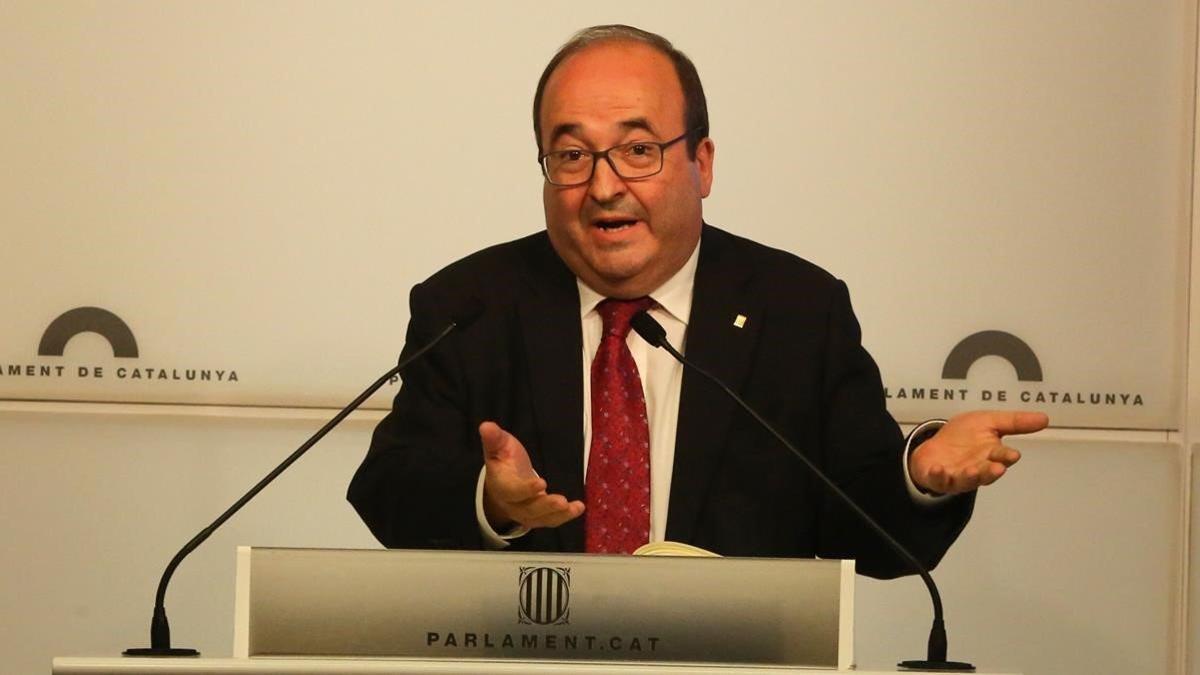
[348,224,972,579]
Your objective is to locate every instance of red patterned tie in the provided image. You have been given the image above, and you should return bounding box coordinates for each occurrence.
[585,297,655,554]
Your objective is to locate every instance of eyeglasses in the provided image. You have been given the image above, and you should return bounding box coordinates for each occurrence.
[538,130,695,187]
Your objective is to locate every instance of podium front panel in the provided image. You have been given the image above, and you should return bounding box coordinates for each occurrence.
[235,547,854,669]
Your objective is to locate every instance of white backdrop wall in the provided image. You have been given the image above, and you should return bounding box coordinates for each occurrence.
[0,2,1195,675]
[0,1,1189,429]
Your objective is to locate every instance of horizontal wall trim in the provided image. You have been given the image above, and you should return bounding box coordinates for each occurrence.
[0,399,1178,444]
[0,399,388,423]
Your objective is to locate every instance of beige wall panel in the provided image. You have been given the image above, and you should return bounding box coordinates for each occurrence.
[0,412,1183,675]
[1185,441,1195,672]
[0,1,1188,430]
[0,411,380,674]
[856,438,1183,674]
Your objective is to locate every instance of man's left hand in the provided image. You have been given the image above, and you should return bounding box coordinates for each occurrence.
[909,411,1049,495]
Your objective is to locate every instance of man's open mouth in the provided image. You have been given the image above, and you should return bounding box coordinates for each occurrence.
[593,218,638,231]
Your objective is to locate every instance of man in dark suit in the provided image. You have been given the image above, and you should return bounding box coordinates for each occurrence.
[348,25,1047,578]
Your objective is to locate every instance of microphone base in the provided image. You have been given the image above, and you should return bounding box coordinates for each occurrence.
[898,660,975,672]
[123,648,200,657]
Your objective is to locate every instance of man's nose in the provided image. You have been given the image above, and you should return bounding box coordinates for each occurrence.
[587,156,626,204]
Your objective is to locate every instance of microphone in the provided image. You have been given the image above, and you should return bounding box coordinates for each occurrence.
[629,310,974,672]
[124,300,485,657]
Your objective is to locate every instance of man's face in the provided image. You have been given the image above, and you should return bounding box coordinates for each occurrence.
[538,41,714,299]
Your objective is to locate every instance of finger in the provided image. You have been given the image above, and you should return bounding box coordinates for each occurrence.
[989,411,1049,436]
[920,463,949,494]
[514,495,585,529]
[479,421,515,460]
[527,499,586,528]
[959,464,981,491]
[486,474,546,502]
[484,488,555,528]
[987,444,1021,466]
[942,458,1011,492]
[977,462,1006,486]
[512,492,570,521]
[536,500,586,528]
[934,465,971,495]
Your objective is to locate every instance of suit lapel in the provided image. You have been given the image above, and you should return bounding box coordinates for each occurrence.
[666,226,763,544]
[517,236,586,552]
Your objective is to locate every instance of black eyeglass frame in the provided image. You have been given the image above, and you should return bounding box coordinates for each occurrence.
[537,129,698,187]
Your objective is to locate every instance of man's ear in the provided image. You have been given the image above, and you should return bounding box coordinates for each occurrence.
[695,137,715,198]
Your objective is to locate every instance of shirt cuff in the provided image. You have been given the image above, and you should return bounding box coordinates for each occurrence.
[475,466,530,548]
[903,419,952,507]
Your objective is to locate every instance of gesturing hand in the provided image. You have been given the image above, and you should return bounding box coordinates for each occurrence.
[479,421,585,531]
[909,411,1049,495]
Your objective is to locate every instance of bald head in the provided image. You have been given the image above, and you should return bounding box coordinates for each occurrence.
[532,25,709,158]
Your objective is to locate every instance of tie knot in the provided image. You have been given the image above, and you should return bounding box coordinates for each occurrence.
[597,297,654,339]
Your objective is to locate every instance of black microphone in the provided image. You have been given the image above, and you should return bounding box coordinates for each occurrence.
[124,300,485,657]
[629,310,974,672]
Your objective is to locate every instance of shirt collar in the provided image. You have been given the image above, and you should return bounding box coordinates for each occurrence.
[577,239,700,326]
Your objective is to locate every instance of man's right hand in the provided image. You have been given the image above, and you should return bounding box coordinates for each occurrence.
[479,421,585,531]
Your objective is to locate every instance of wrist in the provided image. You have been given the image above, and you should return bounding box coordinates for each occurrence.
[906,419,946,497]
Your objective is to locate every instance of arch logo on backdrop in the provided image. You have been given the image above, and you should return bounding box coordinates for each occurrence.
[885,329,1145,411]
[1,306,240,397]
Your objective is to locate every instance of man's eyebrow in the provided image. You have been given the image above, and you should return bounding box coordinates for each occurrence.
[618,118,657,135]
[546,123,582,149]
[545,118,662,150]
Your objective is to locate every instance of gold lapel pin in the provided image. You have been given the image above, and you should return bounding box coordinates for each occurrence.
[733,314,747,328]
